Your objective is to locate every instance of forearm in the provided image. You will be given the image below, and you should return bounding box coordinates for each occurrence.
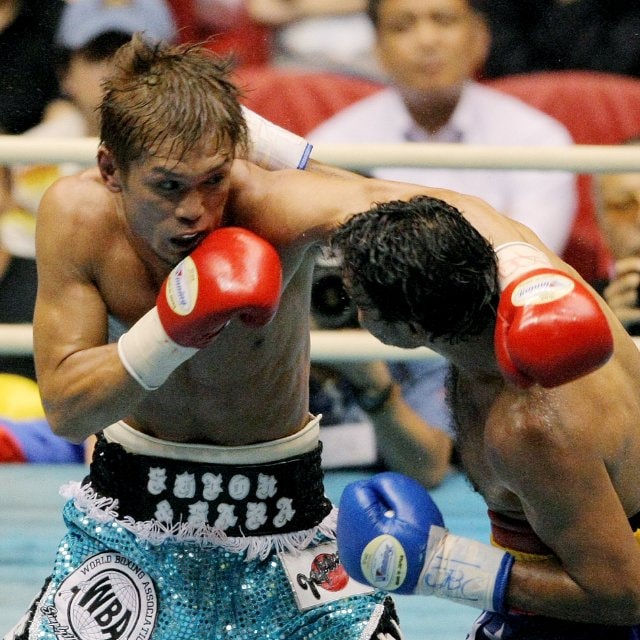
[371,385,453,488]
[39,343,146,443]
[507,558,640,625]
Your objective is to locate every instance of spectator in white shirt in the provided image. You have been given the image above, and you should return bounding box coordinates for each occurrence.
[310,0,577,256]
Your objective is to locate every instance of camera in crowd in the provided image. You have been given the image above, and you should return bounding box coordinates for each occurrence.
[311,246,359,329]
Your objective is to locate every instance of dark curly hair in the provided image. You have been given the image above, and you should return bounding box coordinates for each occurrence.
[330,195,499,343]
[100,33,248,172]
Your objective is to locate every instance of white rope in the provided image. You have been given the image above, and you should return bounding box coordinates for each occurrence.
[0,136,100,165]
[0,324,33,356]
[2,324,638,359]
[1,136,640,171]
[310,329,437,361]
[0,324,437,360]
[316,143,640,172]
[1,136,640,360]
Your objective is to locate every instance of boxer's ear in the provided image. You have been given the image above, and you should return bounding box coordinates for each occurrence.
[97,146,122,193]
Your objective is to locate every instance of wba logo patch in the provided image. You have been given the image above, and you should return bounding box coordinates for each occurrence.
[47,552,157,640]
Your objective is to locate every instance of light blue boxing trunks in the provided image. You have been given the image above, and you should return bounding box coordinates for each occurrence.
[4,418,402,640]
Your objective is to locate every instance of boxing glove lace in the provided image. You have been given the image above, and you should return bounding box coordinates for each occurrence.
[337,472,514,612]
[118,227,282,390]
[494,242,613,388]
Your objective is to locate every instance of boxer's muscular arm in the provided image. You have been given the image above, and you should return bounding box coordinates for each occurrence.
[338,381,640,622]
[230,160,439,244]
[34,181,145,442]
[487,381,640,624]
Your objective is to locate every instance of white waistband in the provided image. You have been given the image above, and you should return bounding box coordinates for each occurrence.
[102,415,321,465]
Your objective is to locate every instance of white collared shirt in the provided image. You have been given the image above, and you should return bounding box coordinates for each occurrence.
[310,81,577,254]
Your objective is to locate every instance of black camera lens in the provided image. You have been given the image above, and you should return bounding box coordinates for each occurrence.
[311,271,359,329]
[311,245,360,329]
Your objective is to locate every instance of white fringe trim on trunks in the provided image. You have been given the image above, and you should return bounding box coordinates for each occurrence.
[61,480,337,562]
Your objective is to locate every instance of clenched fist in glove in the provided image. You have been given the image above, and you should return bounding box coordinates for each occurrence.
[494,242,613,388]
[337,472,514,612]
[119,227,282,390]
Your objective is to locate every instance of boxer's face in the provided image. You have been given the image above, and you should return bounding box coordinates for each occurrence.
[99,138,234,266]
[373,0,489,93]
[357,305,428,350]
[597,171,640,259]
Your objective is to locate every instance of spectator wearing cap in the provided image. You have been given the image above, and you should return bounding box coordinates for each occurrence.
[57,0,175,52]
[36,0,178,139]
[2,0,179,259]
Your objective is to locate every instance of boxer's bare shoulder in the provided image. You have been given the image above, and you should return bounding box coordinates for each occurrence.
[37,169,155,326]
[38,168,121,247]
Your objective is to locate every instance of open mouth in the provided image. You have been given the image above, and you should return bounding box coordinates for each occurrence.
[170,231,206,252]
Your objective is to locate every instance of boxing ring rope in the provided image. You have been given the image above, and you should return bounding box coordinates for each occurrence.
[1,136,640,360]
[1,323,638,361]
[0,324,436,361]
[1,136,640,171]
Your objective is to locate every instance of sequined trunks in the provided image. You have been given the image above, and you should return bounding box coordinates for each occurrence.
[5,425,404,640]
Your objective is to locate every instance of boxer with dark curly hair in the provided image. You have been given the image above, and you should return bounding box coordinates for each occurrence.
[332,191,640,639]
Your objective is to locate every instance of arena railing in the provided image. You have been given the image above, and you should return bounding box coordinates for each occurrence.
[1,136,639,360]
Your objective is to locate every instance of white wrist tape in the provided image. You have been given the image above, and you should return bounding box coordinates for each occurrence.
[117,307,198,391]
[242,106,313,170]
[416,526,512,611]
[495,242,553,291]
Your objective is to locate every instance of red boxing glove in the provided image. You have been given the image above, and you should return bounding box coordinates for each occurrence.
[156,227,282,347]
[494,243,613,388]
[118,227,282,389]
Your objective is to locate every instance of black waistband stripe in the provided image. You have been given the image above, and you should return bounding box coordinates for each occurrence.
[85,435,332,537]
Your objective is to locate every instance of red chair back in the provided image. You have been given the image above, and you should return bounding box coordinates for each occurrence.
[488,71,640,281]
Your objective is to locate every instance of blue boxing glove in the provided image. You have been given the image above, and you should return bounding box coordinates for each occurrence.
[337,472,514,612]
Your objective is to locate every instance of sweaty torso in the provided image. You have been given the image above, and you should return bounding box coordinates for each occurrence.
[449,357,640,526]
[125,270,313,446]
[63,169,318,446]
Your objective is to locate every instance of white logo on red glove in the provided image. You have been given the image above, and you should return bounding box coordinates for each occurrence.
[510,273,575,307]
[165,258,198,316]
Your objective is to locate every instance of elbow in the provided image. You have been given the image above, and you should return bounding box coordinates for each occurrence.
[583,576,640,626]
[417,461,451,490]
[47,416,84,444]
[399,448,452,490]
[381,436,453,489]
[41,400,85,444]
[419,439,454,489]
[600,586,640,626]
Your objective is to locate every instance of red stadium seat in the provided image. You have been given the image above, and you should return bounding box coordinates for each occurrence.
[488,71,640,282]
[234,65,383,137]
